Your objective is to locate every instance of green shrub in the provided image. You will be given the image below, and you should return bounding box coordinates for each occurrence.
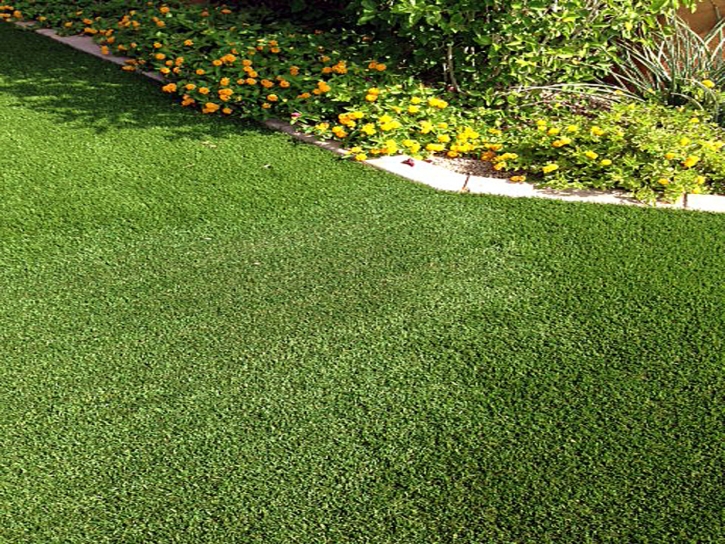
[344,0,701,91]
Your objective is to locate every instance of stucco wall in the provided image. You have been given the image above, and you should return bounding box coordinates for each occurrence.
[679,0,725,35]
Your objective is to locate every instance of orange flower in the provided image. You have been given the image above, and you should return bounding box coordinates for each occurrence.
[220,77,230,86]
[184,39,194,46]
[185,83,196,91]
[155,53,166,60]
[196,69,205,76]
[162,83,177,93]
[267,94,279,102]
[261,79,274,88]
[199,87,210,95]
[212,59,223,67]
[202,102,220,114]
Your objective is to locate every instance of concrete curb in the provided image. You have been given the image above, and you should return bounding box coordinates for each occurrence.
[12,20,725,213]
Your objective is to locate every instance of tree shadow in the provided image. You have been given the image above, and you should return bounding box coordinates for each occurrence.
[0,24,268,143]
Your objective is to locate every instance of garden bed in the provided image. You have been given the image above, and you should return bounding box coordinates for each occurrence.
[3,1,725,207]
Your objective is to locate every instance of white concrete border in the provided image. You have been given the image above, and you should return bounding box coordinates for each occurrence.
[11,20,725,213]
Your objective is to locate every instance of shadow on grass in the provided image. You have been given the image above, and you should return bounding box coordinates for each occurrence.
[0,23,267,142]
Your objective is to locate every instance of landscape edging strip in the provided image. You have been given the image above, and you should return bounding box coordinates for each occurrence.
[13,21,725,213]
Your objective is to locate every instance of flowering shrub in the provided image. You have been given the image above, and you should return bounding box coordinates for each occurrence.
[499,101,725,203]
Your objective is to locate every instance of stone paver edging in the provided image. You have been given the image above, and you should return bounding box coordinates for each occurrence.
[14,21,725,213]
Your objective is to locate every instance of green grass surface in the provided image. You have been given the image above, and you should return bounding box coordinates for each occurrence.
[1,23,724,543]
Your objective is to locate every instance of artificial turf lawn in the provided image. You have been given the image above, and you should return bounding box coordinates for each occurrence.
[1,23,724,543]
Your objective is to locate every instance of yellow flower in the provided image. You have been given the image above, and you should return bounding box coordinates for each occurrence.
[437,134,451,143]
[552,138,571,148]
[510,175,527,183]
[380,121,401,132]
[383,140,398,154]
[410,97,422,105]
[696,175,706,184]
[332,126,348,138]
[679,137,691,146]
[365,94,377,102]
[420,121,434,134]
[657,178,670,185]
[425,143,445,152]
[542,163,559,174]
[665,152,676,160]
[361,123,376,136]
[547,127,561,136]
[481,151,497,162]
[584,150,599,160]
[368,87,380,95]
[566,125,579,133]
[408,105,420,114]
[315,123,329,132]
[351,111,365,120]
[354,153,367,161]
[702,79,716,89]
[600,159,612,167]
[683,155,700,168]
[590,126,605,137]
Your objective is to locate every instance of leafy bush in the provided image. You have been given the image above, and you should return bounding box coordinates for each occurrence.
[343,0,701,91]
